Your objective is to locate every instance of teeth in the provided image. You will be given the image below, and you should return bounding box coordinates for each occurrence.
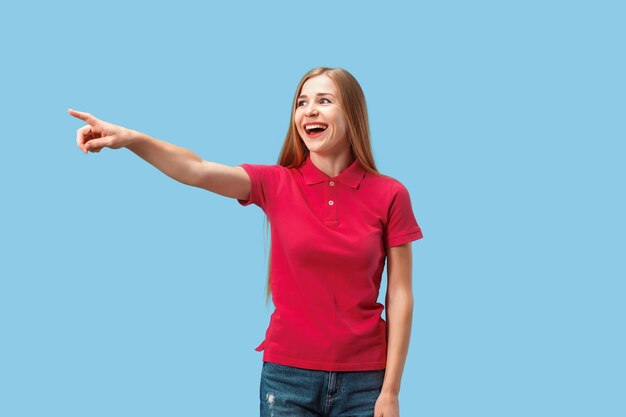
[305,124,328,132]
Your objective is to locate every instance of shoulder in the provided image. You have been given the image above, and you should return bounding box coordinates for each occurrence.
[238,162,289,172]
[238,162,291,181]
[364,171,409,198]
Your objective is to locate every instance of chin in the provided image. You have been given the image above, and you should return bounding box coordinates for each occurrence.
[304,142,325,152]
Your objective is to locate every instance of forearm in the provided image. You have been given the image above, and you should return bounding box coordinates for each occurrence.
[126,130,203,186]
[381,293,414,396]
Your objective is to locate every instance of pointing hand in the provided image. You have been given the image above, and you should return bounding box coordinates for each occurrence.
[68,109,134,154]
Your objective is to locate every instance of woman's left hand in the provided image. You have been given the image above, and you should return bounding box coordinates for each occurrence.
[374,391,400,417]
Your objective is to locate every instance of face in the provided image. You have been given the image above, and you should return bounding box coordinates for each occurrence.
[295,75,349,157]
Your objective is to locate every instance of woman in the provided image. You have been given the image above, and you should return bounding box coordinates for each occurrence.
[69,66,423,417]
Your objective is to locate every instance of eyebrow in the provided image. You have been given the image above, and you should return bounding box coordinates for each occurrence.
[297,92,336,99]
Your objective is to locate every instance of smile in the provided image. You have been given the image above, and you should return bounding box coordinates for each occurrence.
[304,123,328,138]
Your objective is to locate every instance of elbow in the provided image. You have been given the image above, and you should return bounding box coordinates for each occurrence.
[388,288,414,304]
[181,161,205,188]
[387,291,414,312]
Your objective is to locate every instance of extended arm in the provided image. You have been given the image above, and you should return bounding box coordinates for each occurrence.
[126,131,250,199]
[69,108,250,200]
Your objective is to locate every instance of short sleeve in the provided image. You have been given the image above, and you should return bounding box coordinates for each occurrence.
[384,180,424,249]
[236,163,283,212]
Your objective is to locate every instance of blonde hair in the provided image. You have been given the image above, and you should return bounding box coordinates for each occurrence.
[263,67,380,305]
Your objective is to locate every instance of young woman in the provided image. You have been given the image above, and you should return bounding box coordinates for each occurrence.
[69,66,423,417]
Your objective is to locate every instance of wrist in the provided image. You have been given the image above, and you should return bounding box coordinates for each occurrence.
[125,129,145,149]
[381,386,399,396]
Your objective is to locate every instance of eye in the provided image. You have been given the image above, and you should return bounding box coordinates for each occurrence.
[319,98,331,104]
[297,100,307,107]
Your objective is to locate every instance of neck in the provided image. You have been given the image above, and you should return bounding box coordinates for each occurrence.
[309,148,355,177]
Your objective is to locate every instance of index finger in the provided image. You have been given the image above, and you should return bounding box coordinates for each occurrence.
[68,108,99,126]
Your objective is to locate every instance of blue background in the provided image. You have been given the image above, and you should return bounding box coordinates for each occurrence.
[1,1,624,416]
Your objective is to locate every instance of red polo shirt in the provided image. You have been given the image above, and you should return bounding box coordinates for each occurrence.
[237,154,423,371]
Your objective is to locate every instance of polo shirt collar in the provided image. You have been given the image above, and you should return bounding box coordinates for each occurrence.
[298,154,365,189]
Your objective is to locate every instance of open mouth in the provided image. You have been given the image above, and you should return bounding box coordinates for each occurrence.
[304,123,328,138]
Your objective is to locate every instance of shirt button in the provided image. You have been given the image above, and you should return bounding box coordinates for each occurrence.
[328,200,334,206]
[329,181,335,186]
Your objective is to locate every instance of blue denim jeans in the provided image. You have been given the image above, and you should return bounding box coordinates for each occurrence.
[260,361,385,417]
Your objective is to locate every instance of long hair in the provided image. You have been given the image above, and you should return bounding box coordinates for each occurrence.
[263,67,380,305]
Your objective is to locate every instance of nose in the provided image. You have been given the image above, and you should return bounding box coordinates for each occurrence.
[305,103,319,117]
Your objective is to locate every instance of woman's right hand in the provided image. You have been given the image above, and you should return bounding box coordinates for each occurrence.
[68,108,251,199]
[68,108,135,154]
